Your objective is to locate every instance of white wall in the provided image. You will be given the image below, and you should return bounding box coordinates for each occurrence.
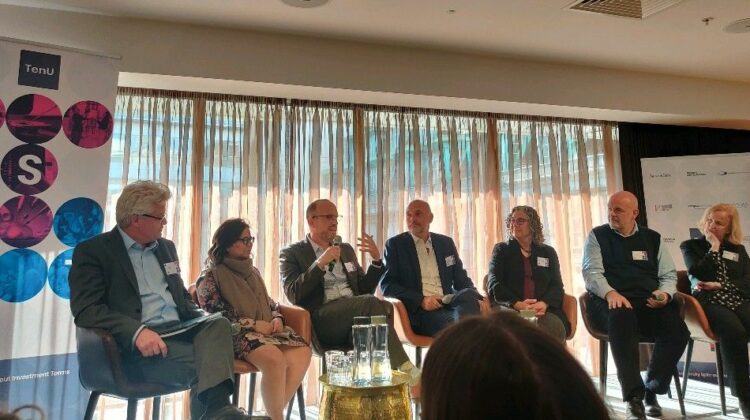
[2,4,750,129]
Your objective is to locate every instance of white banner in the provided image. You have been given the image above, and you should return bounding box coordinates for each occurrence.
[0,37,118,418]
[642,152,750,384]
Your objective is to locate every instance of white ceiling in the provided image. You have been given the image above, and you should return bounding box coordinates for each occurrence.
[7,0,750,83]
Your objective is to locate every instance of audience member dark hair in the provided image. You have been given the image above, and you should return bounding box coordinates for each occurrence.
[422,311,610,420]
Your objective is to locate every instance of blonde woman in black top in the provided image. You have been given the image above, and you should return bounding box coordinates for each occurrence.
[681,203,750,418]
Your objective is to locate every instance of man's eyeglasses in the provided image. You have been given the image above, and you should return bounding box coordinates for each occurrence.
[312,214,343,221]
[508,218,529,226]
[141,213,167,223]
[238,236,255,245]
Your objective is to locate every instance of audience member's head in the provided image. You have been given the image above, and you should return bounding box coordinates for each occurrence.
[698,203,742,245]
[206,218,251,266]
[422,311,610,420]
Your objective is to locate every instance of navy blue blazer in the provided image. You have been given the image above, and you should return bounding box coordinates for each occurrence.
[380,232,476,314]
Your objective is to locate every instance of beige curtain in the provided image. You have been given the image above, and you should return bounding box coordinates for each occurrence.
[105,89,621,419]
[363,111,620,372]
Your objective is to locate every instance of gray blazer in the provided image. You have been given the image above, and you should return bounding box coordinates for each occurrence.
[279,238,384,314]
[68,228,203,350]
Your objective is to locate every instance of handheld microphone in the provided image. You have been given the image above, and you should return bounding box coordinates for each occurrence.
[328,235,342,272]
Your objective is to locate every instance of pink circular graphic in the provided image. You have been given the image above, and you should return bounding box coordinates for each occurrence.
[1,144,59,194]
[6,94,62,144]
[63,100,113,148]
[0,98,5,129]
[0,195,53,248]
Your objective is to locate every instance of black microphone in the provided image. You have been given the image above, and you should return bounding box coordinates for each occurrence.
[328,235,342,272]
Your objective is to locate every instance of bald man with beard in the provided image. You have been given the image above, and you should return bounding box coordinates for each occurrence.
[582,191,689,420]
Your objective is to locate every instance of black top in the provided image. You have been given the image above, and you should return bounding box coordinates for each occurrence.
[487,239,570,334]
[680,237,750,302]
[593,224,661,299]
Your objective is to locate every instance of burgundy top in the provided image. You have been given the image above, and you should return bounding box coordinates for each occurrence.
[522,255,535,300]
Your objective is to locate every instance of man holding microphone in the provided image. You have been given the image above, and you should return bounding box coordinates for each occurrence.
[280,199,420,383]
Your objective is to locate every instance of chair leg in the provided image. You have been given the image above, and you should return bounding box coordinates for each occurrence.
[232,373,241,406]
[152,396,162,420]
[672,368,685,416]
[599,340,608,397]
[83,391,100,420]
[682,339,694,396]
[285,384,305,420]
[126,398,138,420]
[248,372,257,414]
[416,346,422,368]
[716,342,727,415]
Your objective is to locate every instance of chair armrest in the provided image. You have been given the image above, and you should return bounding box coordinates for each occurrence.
[562,294,578,340]
[279,304,312,343]
[384,297,433,348]
[676,292,717,342]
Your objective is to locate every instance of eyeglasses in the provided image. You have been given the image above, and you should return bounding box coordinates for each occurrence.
[238,236,255,245]
[508,218,529,226]
[312,214,343,221]
[141,213,167,223]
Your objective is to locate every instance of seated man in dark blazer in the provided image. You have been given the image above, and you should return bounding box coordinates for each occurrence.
[69,181,257,420]
[380,199,485,337]
[279,199,420,383]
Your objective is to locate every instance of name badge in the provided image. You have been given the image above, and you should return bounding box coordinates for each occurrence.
[164,261,181,275]
[537,257,549,267]
[445,255,456,267]
[344,262,356,273]
[632,251,648,261]
[723,250,740,262]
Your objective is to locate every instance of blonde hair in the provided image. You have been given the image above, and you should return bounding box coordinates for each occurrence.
[115,181,171,228]
[698,203,743,245]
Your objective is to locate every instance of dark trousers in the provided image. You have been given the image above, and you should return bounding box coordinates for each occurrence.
[702,301,750,402]
[587,294,689,400]
[124,317,235,419]
[411,288,481,337]
[312,294,411,368]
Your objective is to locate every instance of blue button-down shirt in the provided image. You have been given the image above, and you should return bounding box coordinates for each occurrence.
[582,224,677,299]
[118,228,180,344]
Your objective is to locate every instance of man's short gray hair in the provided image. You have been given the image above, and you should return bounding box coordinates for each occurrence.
[115,181,171,228]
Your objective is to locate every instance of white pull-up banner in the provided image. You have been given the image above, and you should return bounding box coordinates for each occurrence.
[0,37,118,418]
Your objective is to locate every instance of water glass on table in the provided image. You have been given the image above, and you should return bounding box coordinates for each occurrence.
[325,350,351,385]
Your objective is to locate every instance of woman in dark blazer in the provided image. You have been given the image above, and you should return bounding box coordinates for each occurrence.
[487,205,569,342]
[680,203,750,418]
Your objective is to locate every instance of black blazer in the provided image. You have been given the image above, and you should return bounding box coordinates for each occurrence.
[68,228,202,350]
[279,238,384,314]
[680,237,750,299]
[487,239,569,333]
[380,232,476,314]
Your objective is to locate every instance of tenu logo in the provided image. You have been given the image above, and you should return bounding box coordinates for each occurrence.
[653,204,673,212]
[686,171,706,177]
[18,50,61,90]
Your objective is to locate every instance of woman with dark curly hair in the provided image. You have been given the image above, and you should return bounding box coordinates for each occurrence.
[421,311,610,419]
[196,218,311,420]
[487,205,569,342]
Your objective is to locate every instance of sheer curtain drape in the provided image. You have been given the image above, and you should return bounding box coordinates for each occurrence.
[363,111,621,367]
[105,88,621,419]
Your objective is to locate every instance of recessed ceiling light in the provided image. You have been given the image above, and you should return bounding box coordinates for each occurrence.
[447,9,456,14]
[725,18,750,34]
[281,0,329,8]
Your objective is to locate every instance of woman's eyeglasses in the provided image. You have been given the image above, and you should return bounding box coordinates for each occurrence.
[238,236,255,245]
[508,218,529,226]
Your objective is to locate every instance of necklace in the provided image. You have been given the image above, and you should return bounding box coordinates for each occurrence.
[519,244,532,254]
